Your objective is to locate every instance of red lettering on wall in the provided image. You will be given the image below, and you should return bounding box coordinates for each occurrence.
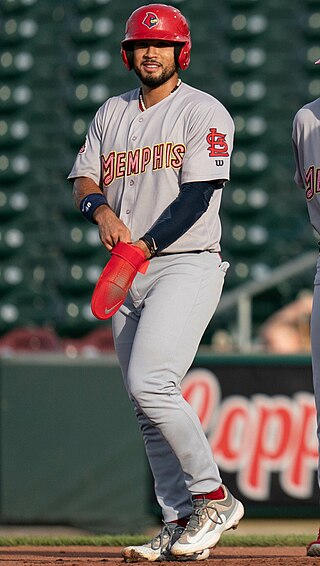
[182,369,220,431]
[213,400,250,468]
[181,371,318,501]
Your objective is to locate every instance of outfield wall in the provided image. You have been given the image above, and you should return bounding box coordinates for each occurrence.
[0,354,318,533]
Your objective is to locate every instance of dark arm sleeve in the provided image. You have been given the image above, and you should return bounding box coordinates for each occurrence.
[142,179,225,252]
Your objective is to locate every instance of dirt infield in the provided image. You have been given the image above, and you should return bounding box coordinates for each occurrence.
[0,545,318,566]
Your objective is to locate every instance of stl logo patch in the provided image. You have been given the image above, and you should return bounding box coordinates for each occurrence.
[206,128,229,158]
[79,137,88,154]
[142,12,159,29]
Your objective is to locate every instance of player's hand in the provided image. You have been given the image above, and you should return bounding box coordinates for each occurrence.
[91,242,150,319]
[132,239,151,259]
[94,205,131,251]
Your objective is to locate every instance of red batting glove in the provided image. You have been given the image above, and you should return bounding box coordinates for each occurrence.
[91,242,149,320]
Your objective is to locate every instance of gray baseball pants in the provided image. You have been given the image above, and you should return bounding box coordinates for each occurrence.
[112,251,229,522]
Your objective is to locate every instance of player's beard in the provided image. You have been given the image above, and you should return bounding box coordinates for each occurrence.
[134,62,178,88]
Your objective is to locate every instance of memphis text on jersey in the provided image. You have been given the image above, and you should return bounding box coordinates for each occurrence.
[101,143,186,187]
[305,165,320,200]
[99,128,229,187]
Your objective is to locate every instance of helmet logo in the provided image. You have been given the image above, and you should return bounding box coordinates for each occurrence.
[142,12,159,29]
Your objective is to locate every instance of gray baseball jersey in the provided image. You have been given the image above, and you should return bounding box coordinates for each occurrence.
[292,98,320,235]
[292,99,320,496]
[68,82,234,253]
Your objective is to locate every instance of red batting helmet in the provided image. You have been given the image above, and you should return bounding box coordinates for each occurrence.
[121,4,191,71]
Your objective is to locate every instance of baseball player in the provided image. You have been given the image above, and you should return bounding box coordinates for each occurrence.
[68,4,244,561]
[292,61,320,557]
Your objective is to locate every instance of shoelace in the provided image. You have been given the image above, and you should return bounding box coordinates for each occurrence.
[151,522,183,552]
[185,499,223,534]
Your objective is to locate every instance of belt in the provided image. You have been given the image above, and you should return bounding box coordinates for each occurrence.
[157,250,218,256]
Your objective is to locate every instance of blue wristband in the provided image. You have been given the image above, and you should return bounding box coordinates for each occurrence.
[80,193,107,223]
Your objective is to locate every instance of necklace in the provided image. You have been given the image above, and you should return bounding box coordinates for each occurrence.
[139,79,182,112]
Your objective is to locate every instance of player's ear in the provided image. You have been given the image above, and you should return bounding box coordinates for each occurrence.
[174,44,183,69]
[125,49,134,70]
[121,43,134,70]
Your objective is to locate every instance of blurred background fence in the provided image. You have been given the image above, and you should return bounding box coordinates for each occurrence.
[1,0,320,352]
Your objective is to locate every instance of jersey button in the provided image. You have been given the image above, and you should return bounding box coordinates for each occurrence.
[130,180,134,185]
[126,209,131,214]
[138,118,143,123]
[132,136,137,141]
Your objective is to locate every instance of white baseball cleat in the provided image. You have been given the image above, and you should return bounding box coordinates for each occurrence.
[122,522,210,562]
[306,528,320,556]
[170,485,244,556]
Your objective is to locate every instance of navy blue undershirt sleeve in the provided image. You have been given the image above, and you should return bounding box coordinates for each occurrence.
[143,179,225,252]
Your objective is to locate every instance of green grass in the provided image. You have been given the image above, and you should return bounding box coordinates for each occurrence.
[0,534,310,547]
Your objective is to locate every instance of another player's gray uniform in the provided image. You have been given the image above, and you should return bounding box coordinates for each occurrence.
[292,99,320,492]
[69,82,234,521]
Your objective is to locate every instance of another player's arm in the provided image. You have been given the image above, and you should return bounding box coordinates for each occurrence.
[133,179,225,257]
[73,176,131,251]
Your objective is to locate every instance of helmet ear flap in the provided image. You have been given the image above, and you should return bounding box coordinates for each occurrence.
[176,42,191,70]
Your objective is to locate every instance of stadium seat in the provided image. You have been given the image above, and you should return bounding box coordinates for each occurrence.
[222,185,269,217]
[222,217,270,256]
[16,251,67,292]
[0,150,32,182]
[0,117,30,148]
[307,76,320,98]
[56,297,105,337]
[233,111,267,142]
[0,48,34,78]
[225,45,267,73]
[0,188,29,220]
[56,258,103,296]
[0,261,25,294]
[231,147,269,178]
[0,224,26,258]
[0,289,64,334]
[70,15,114,44]
[66,79,110,111]
[300,44,320,71]
[224,78,267,108]
[226,12,268,39]
[60,221,106,258]
[11,210,61,253]
[302,10,320,37]
[80,326,114,351]
[0,81,33,112]
[1,15,38,45]
[67,47,112,78]
[65,115,90,148]
[0,326,61,354]
[61,326,114,357]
